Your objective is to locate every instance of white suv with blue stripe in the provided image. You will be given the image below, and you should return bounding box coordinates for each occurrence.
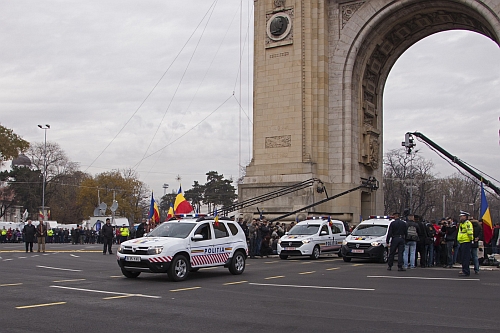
[117,216,248,281]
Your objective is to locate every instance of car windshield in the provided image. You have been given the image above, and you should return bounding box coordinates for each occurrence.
[351,224,388,236]
[147,222,195,238]
[288,224,320,235]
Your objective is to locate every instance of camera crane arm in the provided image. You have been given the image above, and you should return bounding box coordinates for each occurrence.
[402,131,500,196]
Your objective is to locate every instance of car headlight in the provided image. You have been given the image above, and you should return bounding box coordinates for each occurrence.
[302,239,311,244]
[371,241,382,247]
[147,246,163,255]
[117,245,123,253]
[342,240,347,246]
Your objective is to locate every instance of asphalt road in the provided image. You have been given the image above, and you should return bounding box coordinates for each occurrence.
[1,242,499,333]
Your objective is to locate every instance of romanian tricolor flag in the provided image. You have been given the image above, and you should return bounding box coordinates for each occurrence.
[214,208,219,227]
[328,215,333,227]
[174,185,193,214]
[166,203,174,220]
[148,192,160,223]
[480,182,493,244]
[38,210,44,220]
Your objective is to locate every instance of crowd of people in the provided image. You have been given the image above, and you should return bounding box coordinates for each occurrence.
[387,210,500,275]
[235,218,292,258]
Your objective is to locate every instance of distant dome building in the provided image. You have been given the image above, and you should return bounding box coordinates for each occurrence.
[11,154,32,168]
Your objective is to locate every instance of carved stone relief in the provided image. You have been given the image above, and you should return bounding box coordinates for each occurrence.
[265,135,292,148]
[340,1,365,29]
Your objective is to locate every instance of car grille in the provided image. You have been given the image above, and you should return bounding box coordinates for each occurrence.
[281,241,303,247]
[121,246,149,255]
[346,243,371,249]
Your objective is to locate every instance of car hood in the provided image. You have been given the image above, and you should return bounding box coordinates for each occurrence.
[280,234,315,241]
[122,237,184,247]
[347,235,384,242]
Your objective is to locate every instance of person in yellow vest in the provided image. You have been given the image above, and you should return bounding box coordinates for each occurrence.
[457,211,474,276]
[1,227,6,243]
[47,228,54,243]
[120,224,129,243]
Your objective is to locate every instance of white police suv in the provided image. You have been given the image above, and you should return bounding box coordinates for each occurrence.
[340,216,393,263]
[117,216,248,281]
[277,217,348,260]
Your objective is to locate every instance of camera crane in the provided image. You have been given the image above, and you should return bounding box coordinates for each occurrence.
[402,131,500,196]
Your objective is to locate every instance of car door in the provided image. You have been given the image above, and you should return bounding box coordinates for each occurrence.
[330,222,345,250]
[318,223,334,252]
[189,222,214,267]
[210,221,231,265]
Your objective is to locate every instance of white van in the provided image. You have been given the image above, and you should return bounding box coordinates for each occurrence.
[340,216,393,263]
[277,217,348,260]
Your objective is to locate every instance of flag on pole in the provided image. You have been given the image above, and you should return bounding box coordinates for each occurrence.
[174,185,193,214]
[480,182,493,244]
[148,192,160,223]
[214,208,219,227]
[47,210,51,220]
[166,203,174,220]
[38,210,44,220]
[328,215,333,227]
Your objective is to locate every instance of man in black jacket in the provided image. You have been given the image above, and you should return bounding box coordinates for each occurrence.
[386,212,408,271]
[102,218,114,255]
[415,215,428,268]
[22,220,36,253]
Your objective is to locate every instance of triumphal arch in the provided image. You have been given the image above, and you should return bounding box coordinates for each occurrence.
[239,0,500,222]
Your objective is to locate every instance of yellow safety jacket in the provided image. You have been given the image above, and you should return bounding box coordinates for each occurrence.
[457,220,473,243]
[120,227,129,237]
[47,229,54,237]
[1,229,6,236]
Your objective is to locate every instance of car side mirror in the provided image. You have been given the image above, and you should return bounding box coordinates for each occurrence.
[191,234,204,241]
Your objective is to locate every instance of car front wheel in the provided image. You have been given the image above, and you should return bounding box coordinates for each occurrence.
[310,246,320,260]
[121,268,140,278]
[380,248,388,263]
[168,254,189,281]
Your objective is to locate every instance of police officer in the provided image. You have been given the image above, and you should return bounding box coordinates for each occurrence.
[120,224,129,243]
[457,211,474,276]
[102,218,114,255]
[386,212,408,271]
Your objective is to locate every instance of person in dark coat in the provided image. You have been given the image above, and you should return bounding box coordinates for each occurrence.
[386,212,408,271]
[136,219,146,238]
[22,220,36,252]
[101,218,114,255]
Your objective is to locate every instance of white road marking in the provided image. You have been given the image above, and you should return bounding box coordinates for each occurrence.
[3,259,13,261]
[36,265,81,272]
[50,285,161,299]
[18,257,26,259]
[249,282,374,291]
[52,279,86,283]
[69,254,80,258]
[367,275,480,281]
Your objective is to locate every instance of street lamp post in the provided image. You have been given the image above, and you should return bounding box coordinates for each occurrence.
[163,183,169,196]
[38,124,50,220]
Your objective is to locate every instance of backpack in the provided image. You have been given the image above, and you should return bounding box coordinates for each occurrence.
[407,224,419,241]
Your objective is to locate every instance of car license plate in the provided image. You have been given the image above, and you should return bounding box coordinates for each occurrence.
[351,249,364,254]
[125,256,141,262]
[284,247,296,251]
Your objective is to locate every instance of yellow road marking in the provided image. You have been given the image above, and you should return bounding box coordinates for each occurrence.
[326,267,340,271]
[103,295,133,300]
[301,262,313,264]
[170,286,201,292]
[299,271,316,275]
[110,276,122,278]
[353,264,364,266]
[223,281,248,285]
[265,275,285,280]
[16,302,66,309]
[1,283,23,287]
[264,261,277,264]
[53,279,86,283]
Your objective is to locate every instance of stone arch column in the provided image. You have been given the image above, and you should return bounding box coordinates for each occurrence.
[242,0,500,223]
[329,0,500,219]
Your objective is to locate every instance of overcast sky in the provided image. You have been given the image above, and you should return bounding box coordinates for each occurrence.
[1,1,499,198]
